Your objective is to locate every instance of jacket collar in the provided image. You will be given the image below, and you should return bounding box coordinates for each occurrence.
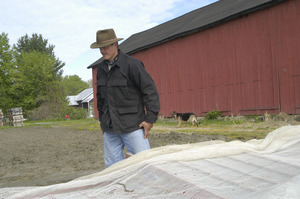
[101,50,128,72]
[100,49,121,73]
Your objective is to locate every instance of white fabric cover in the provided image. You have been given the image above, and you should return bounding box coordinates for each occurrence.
[1,125,300,199]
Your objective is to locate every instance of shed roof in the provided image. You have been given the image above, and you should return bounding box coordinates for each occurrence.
[76,88,93,102]
[66,88,93,105]
[82,93,93,103]
[66,96,79,106]
[88,0,285,69]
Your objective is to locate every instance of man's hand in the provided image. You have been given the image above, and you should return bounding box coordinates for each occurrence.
[139,121,153,139]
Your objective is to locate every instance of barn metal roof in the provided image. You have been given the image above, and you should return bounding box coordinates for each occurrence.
[66,88,93,105]
[88,0,285,69]
[81,92,93,103]
[76,88,93,102]
[66,95,79,106]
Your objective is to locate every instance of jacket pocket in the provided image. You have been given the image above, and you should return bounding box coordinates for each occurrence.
[118,106,138,114]
[112,79,127,86]
[97,79,107,98]
[118,106,139,131]
[112,79,129,100]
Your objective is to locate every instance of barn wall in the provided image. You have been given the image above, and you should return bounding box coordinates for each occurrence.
[92,67,98,118]
[92,0,300,119]
[131,0,300,117]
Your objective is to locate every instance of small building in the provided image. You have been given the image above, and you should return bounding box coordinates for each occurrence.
[88,0,300,118]
[66,88,94,117]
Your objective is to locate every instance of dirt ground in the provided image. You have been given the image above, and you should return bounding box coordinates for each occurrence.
[0,126,225,188]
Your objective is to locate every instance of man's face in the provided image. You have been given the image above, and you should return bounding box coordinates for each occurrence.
[100,43,118,62]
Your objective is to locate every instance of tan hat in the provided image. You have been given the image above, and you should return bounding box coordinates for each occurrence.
[90,29,123,48]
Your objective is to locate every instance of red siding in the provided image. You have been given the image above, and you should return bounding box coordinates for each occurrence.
[92,67,98,118]
[92,0,300,118]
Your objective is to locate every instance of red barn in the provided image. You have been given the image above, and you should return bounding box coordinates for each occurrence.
[88,0,300,118]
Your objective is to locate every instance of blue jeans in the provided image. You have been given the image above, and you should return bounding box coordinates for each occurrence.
[103,129,150,168]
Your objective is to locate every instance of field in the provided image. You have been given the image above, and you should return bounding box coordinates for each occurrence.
[0,115,299,188]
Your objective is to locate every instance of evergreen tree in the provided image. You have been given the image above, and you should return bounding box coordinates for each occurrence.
[14,33,65,76]
[13,51,57,110]
[12,33,67,116]
[0,32,15,110]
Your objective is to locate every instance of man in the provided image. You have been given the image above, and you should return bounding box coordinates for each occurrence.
[90,29,160,168]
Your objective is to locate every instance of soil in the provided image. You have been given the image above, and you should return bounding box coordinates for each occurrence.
[0,126,224,188]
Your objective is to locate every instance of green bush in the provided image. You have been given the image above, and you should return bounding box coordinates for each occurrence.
[205,110,222,120]
[26,103,62,120]
[26,103,88,121]
[63,106,88,120]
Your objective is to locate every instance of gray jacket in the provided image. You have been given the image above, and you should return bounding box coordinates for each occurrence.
[96,50,160,133]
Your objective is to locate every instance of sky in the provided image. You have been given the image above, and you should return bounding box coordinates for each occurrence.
[1,0,218,82]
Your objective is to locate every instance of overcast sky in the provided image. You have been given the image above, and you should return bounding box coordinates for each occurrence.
[1,0,218,81]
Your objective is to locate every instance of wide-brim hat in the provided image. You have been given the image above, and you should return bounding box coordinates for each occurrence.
[90,29,123,48]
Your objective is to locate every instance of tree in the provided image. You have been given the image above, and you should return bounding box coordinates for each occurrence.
[13,51,57,110]
[14,33,65,76]
[11,33,67,117]
[0,33,71,119]
[0,32,15,110]
[62,75,90,96]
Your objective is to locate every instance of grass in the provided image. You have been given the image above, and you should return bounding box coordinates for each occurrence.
[2,114,296,141]
[2,117,281,141]
[156,120,270,141]
[2,111,298,141]
[23,118,101,131]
